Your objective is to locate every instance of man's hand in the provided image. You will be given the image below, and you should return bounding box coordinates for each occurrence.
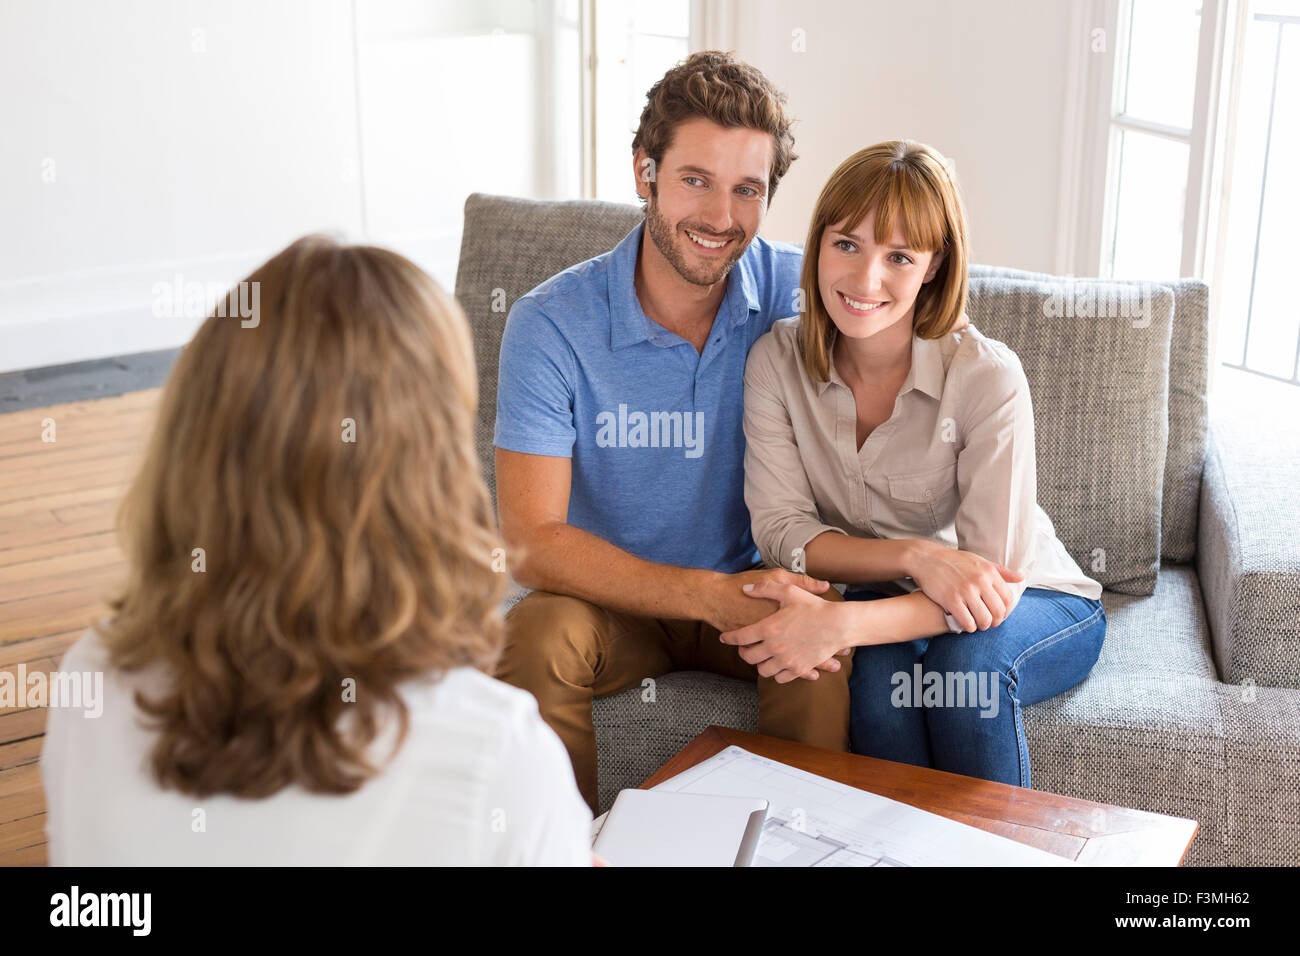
[718,578,855,684]
[906,540,1025,632]
[703,567,832,634]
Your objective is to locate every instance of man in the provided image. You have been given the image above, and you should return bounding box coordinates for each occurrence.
[493,51,849,813]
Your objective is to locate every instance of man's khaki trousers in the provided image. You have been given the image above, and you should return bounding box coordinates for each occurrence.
[495,587,852,813]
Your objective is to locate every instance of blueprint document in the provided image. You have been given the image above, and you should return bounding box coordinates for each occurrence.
[644,746,1076,867]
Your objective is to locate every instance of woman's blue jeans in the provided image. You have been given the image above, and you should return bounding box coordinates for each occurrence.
[846,587,1106,788]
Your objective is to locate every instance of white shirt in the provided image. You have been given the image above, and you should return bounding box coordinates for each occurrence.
[41,627,592,866]
[743,318,1102,615]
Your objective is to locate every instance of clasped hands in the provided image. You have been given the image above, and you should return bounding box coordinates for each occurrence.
[714,573,855,684]
[710,544,1025,684]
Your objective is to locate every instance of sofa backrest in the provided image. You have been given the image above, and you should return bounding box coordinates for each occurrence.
[969,265,1209,566]
[454,192,1210,590]
[962,275,1175,594]
[454,194,644,504]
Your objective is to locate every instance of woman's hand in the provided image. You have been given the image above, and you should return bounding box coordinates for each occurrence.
[905,540,1025,631]
[719,580,856,683]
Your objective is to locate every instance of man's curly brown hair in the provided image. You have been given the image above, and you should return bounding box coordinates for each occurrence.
[632,50,797,202]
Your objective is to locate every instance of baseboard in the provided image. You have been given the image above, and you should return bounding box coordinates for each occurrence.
[0,346,182,413]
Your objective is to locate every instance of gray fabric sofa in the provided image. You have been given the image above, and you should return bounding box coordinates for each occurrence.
[454,192,1300,866]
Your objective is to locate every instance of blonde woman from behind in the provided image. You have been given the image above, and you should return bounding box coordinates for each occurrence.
[41,236,592,865]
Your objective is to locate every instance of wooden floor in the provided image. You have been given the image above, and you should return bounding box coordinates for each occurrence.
[0,388,159,866]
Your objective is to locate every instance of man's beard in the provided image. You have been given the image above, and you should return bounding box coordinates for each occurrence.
[644,193,748,287]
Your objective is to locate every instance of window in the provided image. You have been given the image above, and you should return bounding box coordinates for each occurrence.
[1103,0,1205,280]
[354,0,586,290]
[354,0,692,290]
[1213,1,1300,387]
[592,1,692,202]
[1093,0,1300,405]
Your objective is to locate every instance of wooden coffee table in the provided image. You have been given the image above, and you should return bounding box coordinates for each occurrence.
[635,726,1198,866]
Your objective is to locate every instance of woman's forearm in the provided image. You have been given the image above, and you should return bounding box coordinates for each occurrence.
[801,530,926,586]
[842,591,949,646]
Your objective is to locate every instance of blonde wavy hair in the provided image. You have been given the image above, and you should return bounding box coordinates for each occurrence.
[797,140,969,382]
[104,235,505,798]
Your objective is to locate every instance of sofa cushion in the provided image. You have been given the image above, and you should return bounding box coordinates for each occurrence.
[965,276,1175,595]
[1022,566,1300,866]
[970,266,1209,564]
[1159,281,1209,562]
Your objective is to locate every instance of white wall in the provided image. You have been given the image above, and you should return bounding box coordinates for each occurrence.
[0,0,365,373]
[0,0,561,374]
[733,0,1076,273]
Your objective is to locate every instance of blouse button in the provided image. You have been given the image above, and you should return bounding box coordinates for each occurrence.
[925,489,933,499]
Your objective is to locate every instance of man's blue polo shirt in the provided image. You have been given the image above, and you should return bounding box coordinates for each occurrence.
[493,221,802,574]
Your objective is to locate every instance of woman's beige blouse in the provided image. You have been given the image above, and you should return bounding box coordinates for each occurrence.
[743,317,1102,617]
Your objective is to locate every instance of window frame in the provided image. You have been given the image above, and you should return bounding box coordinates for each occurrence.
[1096,0,1231,281]
[1060,0,1233,277]
[576,0,721,200]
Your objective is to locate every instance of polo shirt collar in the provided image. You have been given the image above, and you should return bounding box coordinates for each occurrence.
[608,221,761,352]
[726,245,762,325]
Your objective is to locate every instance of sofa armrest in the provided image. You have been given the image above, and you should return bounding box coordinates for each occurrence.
[1197,415,1300,689]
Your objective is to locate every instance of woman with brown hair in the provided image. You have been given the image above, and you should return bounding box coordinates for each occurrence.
[41,236,592,865]
[730,141,1106,788]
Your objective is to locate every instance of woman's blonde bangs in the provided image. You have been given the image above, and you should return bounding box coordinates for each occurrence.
[823,161,949,259]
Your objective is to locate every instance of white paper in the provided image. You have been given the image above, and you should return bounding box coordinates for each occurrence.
[601,745,1077,867]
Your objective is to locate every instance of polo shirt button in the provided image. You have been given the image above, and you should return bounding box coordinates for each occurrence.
[924,490,933,499]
